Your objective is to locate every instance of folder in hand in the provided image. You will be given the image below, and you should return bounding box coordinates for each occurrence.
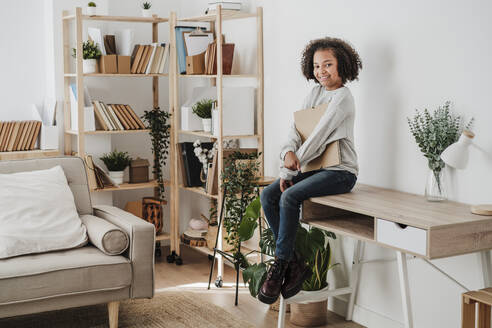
[294,102,341,172]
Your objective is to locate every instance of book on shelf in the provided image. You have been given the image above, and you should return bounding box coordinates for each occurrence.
[91,101,145,131]
[202,42,234,75]
[0,120,42,152]
[129,43,170,75]
[175,26,201,74]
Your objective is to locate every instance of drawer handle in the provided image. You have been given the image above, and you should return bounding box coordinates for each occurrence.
[395,223,408,229]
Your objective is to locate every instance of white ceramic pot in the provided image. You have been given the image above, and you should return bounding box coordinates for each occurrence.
[83,59,98,74]
[142,9,152,17]
[202,118,212,132]
[108,171,124,185]
[87,6,97,16]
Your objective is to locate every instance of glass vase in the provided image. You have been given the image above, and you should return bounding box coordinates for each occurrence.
[425,166,448,202]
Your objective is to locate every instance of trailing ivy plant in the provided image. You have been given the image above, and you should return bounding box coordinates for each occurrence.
[142,107,171,200]
[219,151,260,270]
[407,101,473,191]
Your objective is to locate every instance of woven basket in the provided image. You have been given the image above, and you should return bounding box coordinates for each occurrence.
[290,300,327,327]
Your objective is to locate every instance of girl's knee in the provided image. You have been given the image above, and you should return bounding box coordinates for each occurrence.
[279,188,301,208]
[260,183,278,205]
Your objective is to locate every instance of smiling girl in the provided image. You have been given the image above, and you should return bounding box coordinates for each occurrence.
[258,37,362,304]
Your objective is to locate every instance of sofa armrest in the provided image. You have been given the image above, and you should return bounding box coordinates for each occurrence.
[93,205,155,299]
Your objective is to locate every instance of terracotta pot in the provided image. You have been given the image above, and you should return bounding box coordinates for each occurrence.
[290,299,327,327]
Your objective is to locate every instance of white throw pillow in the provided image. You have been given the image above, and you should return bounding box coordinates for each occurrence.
[0,165,88,259]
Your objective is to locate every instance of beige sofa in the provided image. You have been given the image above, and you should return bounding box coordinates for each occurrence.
[0,157,155,327]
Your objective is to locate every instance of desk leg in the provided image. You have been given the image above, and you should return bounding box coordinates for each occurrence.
[479,250,492,287]
[347,240,363,321]
[277,296,287,328]
[396,251,414,328]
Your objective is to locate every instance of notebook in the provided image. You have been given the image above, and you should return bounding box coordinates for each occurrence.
[293,102,341,172]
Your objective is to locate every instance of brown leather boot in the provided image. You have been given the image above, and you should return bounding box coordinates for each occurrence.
[258,257,288,304]
[281,253,312,299]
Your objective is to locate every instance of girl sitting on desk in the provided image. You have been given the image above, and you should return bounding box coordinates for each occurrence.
[258,37,362,304]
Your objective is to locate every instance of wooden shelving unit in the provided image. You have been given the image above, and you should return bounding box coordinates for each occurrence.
[170,6,264,275]
[62,8,177,255]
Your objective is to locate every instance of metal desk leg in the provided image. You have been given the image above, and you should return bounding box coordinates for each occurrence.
[277,296,287,328]
[479,250,492,287]
[396,251,413,328]
[347,240,363,321]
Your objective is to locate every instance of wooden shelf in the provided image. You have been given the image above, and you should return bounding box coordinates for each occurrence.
[178,130,260,140]
[0,149,59,161]
[65,129,150,135]
[64,73,169,78]
[156,233,171,242]
[178,12,256,22]
[93,180,166,192]
[62,14,168,23]
[179,185,218,199]
[178,74,256,78]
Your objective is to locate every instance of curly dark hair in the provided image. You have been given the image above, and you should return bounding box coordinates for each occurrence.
[301,37,362,85]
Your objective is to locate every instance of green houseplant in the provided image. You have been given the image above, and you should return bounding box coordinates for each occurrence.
[141,2,152,17]
[192,98,214,132]
[72,40,101,74]
[100,150,131,184]
[87,2,97,15]
[407,101,473,201]
[142,107,171,200]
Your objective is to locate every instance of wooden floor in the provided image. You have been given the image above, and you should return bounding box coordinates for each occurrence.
[156,246,365,328]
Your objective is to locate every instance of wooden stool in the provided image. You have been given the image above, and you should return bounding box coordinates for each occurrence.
[462,288,492,327]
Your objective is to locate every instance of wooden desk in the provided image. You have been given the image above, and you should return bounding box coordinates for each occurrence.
[277,184,492,328]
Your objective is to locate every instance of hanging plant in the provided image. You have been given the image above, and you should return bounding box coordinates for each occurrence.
[142,107,171,200]
[220,151,260,260]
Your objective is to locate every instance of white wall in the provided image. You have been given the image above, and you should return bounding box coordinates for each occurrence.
[2,1,492,327]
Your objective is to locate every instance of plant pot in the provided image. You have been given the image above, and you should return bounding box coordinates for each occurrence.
[425,166,449,202]
[142,9,152,17]
[202,118,212,132]
[86,6,97,16]
[108,171,124,185]
[83,59,98,74]
[290,299,327,327]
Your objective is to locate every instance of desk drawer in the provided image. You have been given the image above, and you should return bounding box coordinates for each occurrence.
[376,218,427,256]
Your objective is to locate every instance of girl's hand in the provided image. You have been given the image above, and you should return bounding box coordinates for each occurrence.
[280,178,293,192]
[284,151,301,171]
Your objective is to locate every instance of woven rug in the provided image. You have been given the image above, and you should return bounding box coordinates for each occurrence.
[0,292,255,328]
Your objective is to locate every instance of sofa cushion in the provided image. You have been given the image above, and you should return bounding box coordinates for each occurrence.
[81,215,129,255]
[0,165,88,259]
[0,246,131,305]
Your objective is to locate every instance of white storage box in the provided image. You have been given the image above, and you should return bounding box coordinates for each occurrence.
[181,105,202,131]
[40,125,58,150]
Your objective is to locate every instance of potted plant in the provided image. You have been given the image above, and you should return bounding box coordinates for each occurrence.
[192,99,214,132]
[87,2,97,16]
[141,2,152,17]
[141,107,171,200]
[72,40,102,74]
[408,101,473,201]
[100,150,132,185]
[241,199,337,326]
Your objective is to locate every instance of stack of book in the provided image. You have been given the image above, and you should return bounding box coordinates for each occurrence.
[206,1,241,14]
[130,43,170,74]
[181,228,208,247]
[0,121,42,152]
[204,42,235,75]
[92,101,146,131]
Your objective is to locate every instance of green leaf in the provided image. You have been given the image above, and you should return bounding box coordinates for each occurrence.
[242,263,267,298]
[243,197,261,220]
[238,217,258,242]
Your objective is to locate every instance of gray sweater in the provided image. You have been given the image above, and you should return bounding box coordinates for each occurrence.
[279,85,358,180]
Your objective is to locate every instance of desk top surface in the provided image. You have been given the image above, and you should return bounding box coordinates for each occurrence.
[309,183,489,230]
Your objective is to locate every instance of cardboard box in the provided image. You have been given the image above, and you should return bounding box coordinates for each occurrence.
[186,52,205,75]
[117,55,131,74]
[99,55,117,74]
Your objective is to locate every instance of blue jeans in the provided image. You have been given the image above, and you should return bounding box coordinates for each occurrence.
[260,169,357,261]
